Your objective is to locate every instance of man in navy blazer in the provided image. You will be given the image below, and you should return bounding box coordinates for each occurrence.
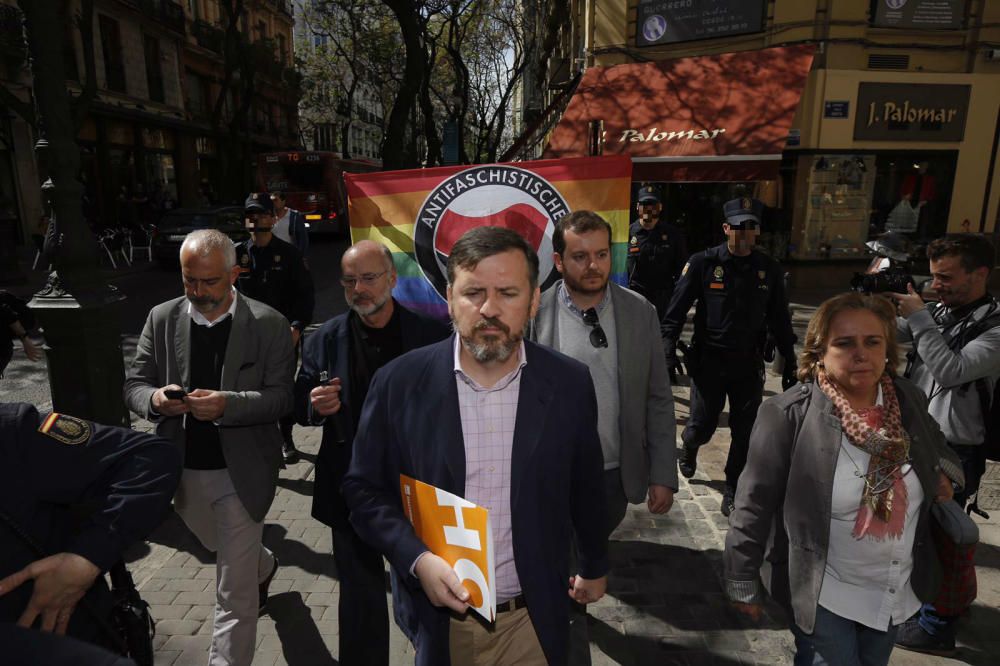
[295,240,449,665]
[343,227,609,666]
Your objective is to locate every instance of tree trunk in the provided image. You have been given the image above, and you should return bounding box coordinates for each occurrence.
[381,0,425,169]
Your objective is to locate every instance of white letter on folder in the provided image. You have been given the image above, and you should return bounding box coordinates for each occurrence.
[436,489,481,551]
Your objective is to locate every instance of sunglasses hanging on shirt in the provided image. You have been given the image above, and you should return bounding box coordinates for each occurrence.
[582,307,608,349]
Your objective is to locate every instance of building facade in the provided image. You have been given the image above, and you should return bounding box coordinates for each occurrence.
[516,0,1000,278]
[0,0,301,249]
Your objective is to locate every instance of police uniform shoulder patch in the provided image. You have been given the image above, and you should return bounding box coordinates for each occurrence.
[38,412,91,445]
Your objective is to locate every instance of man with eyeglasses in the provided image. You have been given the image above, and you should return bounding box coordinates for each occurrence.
[124,229,294,665]
[234,192,314,464]
[662,197,797,518]
[294,239,448,665]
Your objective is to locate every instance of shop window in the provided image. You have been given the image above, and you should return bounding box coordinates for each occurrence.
[276,33,287,65]
[99,15,126,93]
[144,34,165,103]
[61,0,79,82]
[793,155,877,260]
[869,153,956,247]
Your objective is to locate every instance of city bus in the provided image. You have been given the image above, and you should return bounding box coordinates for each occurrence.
[256,151,381,236]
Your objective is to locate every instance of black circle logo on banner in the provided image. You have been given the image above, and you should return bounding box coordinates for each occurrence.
[413,165,570,300]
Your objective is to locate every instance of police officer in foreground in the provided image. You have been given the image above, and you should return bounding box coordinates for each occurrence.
[236,193,314,463]
[0,402,181,661]
[662,197,797,516]
[627,185,687,326]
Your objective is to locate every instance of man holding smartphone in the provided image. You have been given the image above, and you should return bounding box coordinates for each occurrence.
[125,229,294,666]
[294,239,448,665]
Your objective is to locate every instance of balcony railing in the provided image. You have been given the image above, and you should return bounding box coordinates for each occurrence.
[192,20,224,54]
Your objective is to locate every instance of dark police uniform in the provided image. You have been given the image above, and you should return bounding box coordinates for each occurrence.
[627,220,686,321]
[1,403,180,657]
[661,198,796,511]
[235,236,314,333]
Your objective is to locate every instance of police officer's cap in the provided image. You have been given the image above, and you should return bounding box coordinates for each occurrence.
[723,197,763,228]
[244,192,274,215]
[637,186,661,205]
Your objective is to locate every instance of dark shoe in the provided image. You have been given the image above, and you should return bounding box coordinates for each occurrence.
[894,616,957,656]
[282,442,299,464]
[720,486,736,518]
[259,557,279,616]
[678,445,698,479]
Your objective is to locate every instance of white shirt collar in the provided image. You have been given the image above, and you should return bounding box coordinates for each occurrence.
[188,287,238,327]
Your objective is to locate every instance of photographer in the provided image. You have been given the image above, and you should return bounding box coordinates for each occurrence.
[888,234,1000,655]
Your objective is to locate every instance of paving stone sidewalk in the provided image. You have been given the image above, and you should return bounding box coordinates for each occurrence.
[131,361,999,665]
[1,296,996,665]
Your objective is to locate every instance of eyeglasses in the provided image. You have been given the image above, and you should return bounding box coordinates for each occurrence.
[339,270,387,289]
[581,307,608,348]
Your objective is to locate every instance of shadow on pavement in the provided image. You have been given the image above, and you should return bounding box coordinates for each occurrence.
[146,510,216,564]
[956,601,1000,666]
[589,616,752,666]
[276,476,315,496]
[974,542,999,570]
[686,478,728,495]
[269,591,338,666]
[264,524,336,579]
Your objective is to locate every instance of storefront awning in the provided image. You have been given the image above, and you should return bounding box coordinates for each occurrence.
[542,45,815,182]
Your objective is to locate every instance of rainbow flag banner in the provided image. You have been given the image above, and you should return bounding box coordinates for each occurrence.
[345,156,633,319]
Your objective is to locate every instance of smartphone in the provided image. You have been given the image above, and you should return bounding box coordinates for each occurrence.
[164,389,187,400]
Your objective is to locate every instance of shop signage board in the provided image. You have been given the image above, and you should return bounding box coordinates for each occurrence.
[824,101,850,119]
[871,0,963,30]
[636,0,765,47]
[854,83,969,142]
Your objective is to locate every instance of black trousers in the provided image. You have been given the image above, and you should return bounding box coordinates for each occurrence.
[331,526,390,666]
[682,352,764,490]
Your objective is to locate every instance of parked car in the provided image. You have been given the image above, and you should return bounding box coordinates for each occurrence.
[151,206,248,266]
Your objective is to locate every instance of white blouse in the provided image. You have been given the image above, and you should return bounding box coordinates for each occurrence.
[818,388,926,631]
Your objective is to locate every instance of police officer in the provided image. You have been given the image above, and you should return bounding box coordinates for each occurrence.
[0,402,180,658]
[627,185,687,323]
[662,197,797,516]
[236,192,315,463]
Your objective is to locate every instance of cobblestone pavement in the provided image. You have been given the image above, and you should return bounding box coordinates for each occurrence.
[2,292,997,665]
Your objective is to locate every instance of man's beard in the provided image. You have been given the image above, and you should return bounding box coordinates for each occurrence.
[563,270,608,297]
[454,316,525,363]
[188,293,225,314]
[349,290,390,316]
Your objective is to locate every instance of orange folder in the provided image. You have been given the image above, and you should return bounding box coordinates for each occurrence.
[400,474,496,622]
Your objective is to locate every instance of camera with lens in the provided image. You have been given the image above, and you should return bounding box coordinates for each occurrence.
[850,266,915,295]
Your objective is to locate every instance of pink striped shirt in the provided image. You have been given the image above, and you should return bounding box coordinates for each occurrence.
[453,335,526,602]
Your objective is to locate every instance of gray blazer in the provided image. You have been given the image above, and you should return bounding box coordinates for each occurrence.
[531,281,677,502]
[124,293,295,522]
[724,378,964,633]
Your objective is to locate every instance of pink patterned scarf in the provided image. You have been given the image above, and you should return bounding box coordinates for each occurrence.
[817,371,911,540]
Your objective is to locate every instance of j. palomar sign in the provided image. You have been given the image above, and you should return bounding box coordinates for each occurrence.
[854,83,969,142]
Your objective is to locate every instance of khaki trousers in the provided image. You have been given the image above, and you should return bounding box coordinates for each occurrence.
[175,468,275,666]
[448,607,547,666]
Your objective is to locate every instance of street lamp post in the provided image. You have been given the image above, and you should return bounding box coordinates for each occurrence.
[21,0,129,426]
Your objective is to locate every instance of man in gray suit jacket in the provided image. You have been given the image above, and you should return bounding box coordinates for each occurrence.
[124,229,294,666]
[532,211,678,536]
